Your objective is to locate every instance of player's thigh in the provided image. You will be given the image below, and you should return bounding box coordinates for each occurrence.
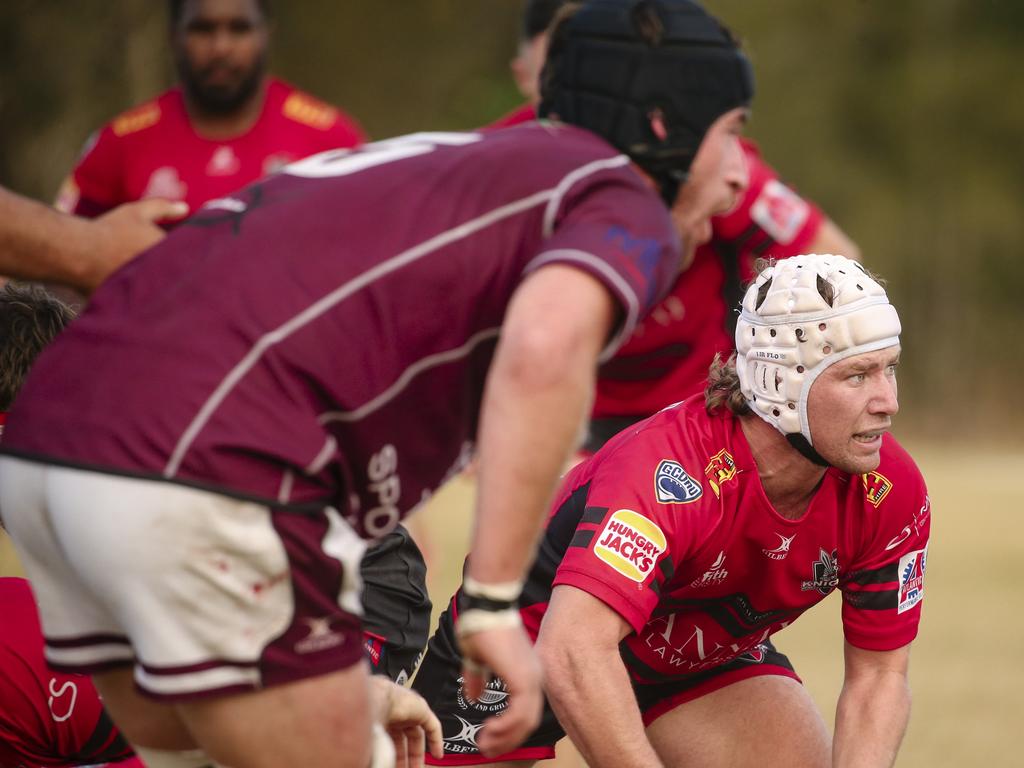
[178,663,374,768]
[645,675,830,768]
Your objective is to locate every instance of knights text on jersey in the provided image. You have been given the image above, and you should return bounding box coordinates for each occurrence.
[592,140,825,417]
[540,397,928,683]
[3,124,682,539]
[0,579,133,768]
[56,77,365,217]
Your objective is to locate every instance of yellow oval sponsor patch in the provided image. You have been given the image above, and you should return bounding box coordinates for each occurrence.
[593,509,667,583]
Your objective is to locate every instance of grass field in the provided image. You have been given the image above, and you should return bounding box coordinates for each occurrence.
[3,441,1022,766]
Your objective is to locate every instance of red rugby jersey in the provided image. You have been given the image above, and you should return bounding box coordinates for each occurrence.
[56,77,365,218]
[524,397,929,684]
[593,140,824,417]
[0,579,135,767]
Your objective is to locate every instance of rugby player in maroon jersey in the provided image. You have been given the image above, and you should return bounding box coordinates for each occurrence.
[0,1,753,765]
[413,255,926,768]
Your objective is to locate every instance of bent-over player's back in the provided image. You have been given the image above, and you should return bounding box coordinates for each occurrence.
[2,124,682,528]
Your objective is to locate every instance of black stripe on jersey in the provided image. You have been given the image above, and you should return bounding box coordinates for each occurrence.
[521,482,594,610]
[75,708,134,763]
[662,593,799,638]
[569,529,596,549]
[658,554,675,583]
[753,236,778,256]
[581,504,609,525]
[844,563,898,587]
[843,588,898,611]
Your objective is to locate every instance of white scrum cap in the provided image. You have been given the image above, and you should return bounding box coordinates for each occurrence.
[735,254,901,445]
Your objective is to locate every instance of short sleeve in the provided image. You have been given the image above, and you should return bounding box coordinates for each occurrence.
[552,444,707,633]
[839,450,930,651]
[524,163,682,361]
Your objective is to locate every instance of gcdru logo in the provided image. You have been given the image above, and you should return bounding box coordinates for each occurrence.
[654,459,703,504]
[594,509,667,582]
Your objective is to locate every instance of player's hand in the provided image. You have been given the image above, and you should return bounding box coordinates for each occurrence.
[370,676,443,768]
[459,624,543,758]
[83,198,189,291]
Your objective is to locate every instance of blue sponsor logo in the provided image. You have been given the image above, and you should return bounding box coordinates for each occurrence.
[654,459,703,504]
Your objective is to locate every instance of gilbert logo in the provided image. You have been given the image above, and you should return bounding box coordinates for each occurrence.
[594,509,666,582]
[295,617,345,654]
[762,533,796,561]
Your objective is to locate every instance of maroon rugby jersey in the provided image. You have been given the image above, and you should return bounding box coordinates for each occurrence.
[521,396,928,684]
[3,125,681,538]
[0,579,135,768]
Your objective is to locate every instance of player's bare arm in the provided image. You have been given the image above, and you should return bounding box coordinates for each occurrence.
[832,642,911,768]
[0,186,186,292]
[459,263,616,756]
[537,585,665,768]
[808,217,862,263]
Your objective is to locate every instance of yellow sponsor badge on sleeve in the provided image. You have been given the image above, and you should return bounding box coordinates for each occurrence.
[594,509,667,583]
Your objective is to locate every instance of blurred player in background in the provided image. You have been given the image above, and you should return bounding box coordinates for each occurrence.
[0,0,753,764]
[56,0,364,219]
[414,255,928,768]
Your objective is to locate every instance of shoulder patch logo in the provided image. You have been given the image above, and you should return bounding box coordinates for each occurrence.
[898,546,927,614]
[704,449,737,498]
[862,471,893,508]
[283,92,339,130]
[112,102,161,137]
[655,459,703,504]
[594,509,667,583]
[750,178,809,245]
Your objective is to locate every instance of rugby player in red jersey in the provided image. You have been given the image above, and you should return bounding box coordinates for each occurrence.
[55,0,364,219]
[0,1,754,765]
[413,254,927,768]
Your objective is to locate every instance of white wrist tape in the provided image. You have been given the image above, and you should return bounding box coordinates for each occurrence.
[462,576,524,602]
[456,606,523,637]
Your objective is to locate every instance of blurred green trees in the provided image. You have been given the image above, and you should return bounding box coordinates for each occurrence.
[1,0,1019,439]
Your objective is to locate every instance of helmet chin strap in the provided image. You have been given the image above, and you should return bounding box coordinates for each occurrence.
[786,433,830,467]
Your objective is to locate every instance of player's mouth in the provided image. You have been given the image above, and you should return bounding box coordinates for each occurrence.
[852,428,887,447]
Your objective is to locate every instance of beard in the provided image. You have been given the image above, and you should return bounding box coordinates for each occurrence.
[178,52,266,115]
